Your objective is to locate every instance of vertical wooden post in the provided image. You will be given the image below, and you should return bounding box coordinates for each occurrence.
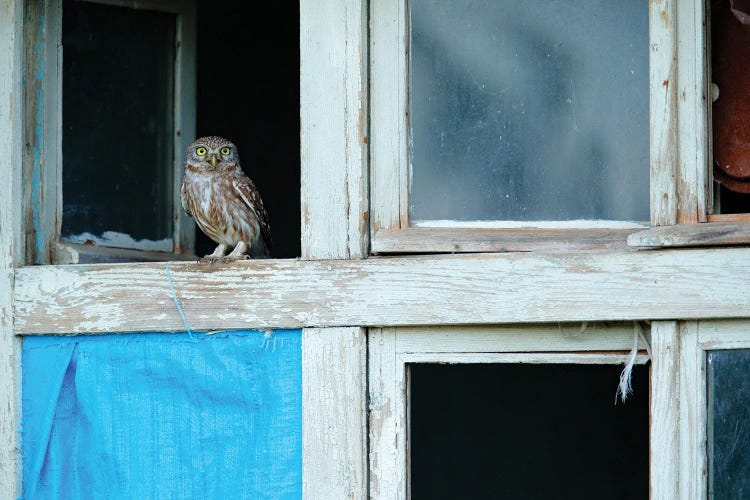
[0,0,25,496]
[650,321,680,499]
[676,0,710,223]
[679,321,707,500]
[300,0,369,497]
[300,0,369,261]
[650,0,679,226]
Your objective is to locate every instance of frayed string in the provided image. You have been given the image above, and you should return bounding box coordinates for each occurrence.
[165,262,196,340]
[616,321,650,404]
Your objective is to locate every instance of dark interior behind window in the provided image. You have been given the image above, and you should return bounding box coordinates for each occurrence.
[196,0,300,258]
[62,0,175,244]
[410,363,649,499]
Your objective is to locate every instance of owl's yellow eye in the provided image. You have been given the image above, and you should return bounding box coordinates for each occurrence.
[195,147,207,156]
[220,147,231,155]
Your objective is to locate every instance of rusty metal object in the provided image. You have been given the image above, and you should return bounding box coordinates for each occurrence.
[713,0,750,192]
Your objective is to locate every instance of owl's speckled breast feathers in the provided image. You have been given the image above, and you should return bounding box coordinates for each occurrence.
[181,136,271,260]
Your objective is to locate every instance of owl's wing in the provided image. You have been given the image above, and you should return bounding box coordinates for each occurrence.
[180,178,192,217]
[232,175,272,254]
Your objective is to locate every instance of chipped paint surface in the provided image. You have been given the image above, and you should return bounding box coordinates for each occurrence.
[12,249,750,335]
[1,1,24,498]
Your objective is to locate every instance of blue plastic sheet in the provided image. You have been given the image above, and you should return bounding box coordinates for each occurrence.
[22,330,302,500]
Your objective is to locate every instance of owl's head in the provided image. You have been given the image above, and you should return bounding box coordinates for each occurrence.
[185,136,240,171]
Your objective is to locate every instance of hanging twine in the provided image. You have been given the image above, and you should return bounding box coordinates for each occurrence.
[616,321,651,404]
[164,262,195,339]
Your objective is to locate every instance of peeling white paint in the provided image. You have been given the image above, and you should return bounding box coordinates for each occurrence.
[12,249,750,335]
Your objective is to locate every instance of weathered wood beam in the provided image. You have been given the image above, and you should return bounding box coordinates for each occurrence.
[628,222,750,247]
[0,0,24,496]
[14,248,750,335]
[373,227,635,254]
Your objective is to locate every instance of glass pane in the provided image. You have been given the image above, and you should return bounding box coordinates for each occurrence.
[708,349,750,499]
[409,0,650,222]
[410,363,649,498]
[61,1,175,246]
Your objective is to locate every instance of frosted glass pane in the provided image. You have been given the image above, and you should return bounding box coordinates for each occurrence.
[409,0,649,222]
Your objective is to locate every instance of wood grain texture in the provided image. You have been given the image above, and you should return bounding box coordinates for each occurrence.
[697,319,750,350]
[676,0,709,223]
[302,327,367,500]
[627,222,750,247]
[370,0,408,233]
[0,0,24,496]
[650,321,680,500]
[368,329,407,500]
[23,0,61,265]
[679,321,707,500]
[394,323,648,353]
[373,227,635,254]
[301,0,369,259]
[172,0,197,255]
[706,213,750,223]
[650,0,679,226]
[13,248,750,335]
[400,352,649,365]
[300,3,369,499]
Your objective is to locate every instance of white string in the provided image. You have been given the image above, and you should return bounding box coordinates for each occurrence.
[616,321,647,404]
[165,262,195,339]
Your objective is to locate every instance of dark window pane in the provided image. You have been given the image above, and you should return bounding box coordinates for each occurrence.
[409,0,649,222]
[708,350,750,499]
[410,363,649,499]
[61,1,175,246]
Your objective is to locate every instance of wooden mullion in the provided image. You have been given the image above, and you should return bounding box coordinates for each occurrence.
[0,0,24,496]
[650,0,679,226]
[676,0,710,224]
[24,0,62,265]
[300,1,369,498]
[370,0,408,235]
[650,321,680,499]
[678,321,707,499]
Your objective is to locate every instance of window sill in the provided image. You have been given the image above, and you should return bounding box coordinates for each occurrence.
[52,242,196,265]
[371,227,637,254]
[627,221,750,248]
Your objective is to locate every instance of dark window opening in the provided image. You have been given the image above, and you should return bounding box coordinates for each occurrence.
[409,363,649,499]
[62,1,175,248]
[60,0,300,260]
[196,0,300,259]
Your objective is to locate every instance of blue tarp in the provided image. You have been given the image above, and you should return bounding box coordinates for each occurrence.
[22,330,302,500]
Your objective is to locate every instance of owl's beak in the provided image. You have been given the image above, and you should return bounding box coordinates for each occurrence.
[209,154,219,167]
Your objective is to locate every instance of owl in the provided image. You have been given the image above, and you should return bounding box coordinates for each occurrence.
[181,136,271,261]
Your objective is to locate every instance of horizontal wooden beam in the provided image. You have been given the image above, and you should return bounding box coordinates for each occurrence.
[627,222,750,247]
[13,248,750,334]
[372,228,634,254]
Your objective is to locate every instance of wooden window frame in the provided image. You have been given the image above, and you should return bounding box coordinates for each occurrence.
[1,0,750,498]
[650,319,750,499]
[24,0,197,265]
[369,324,651,499]
[370,0,736,254]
